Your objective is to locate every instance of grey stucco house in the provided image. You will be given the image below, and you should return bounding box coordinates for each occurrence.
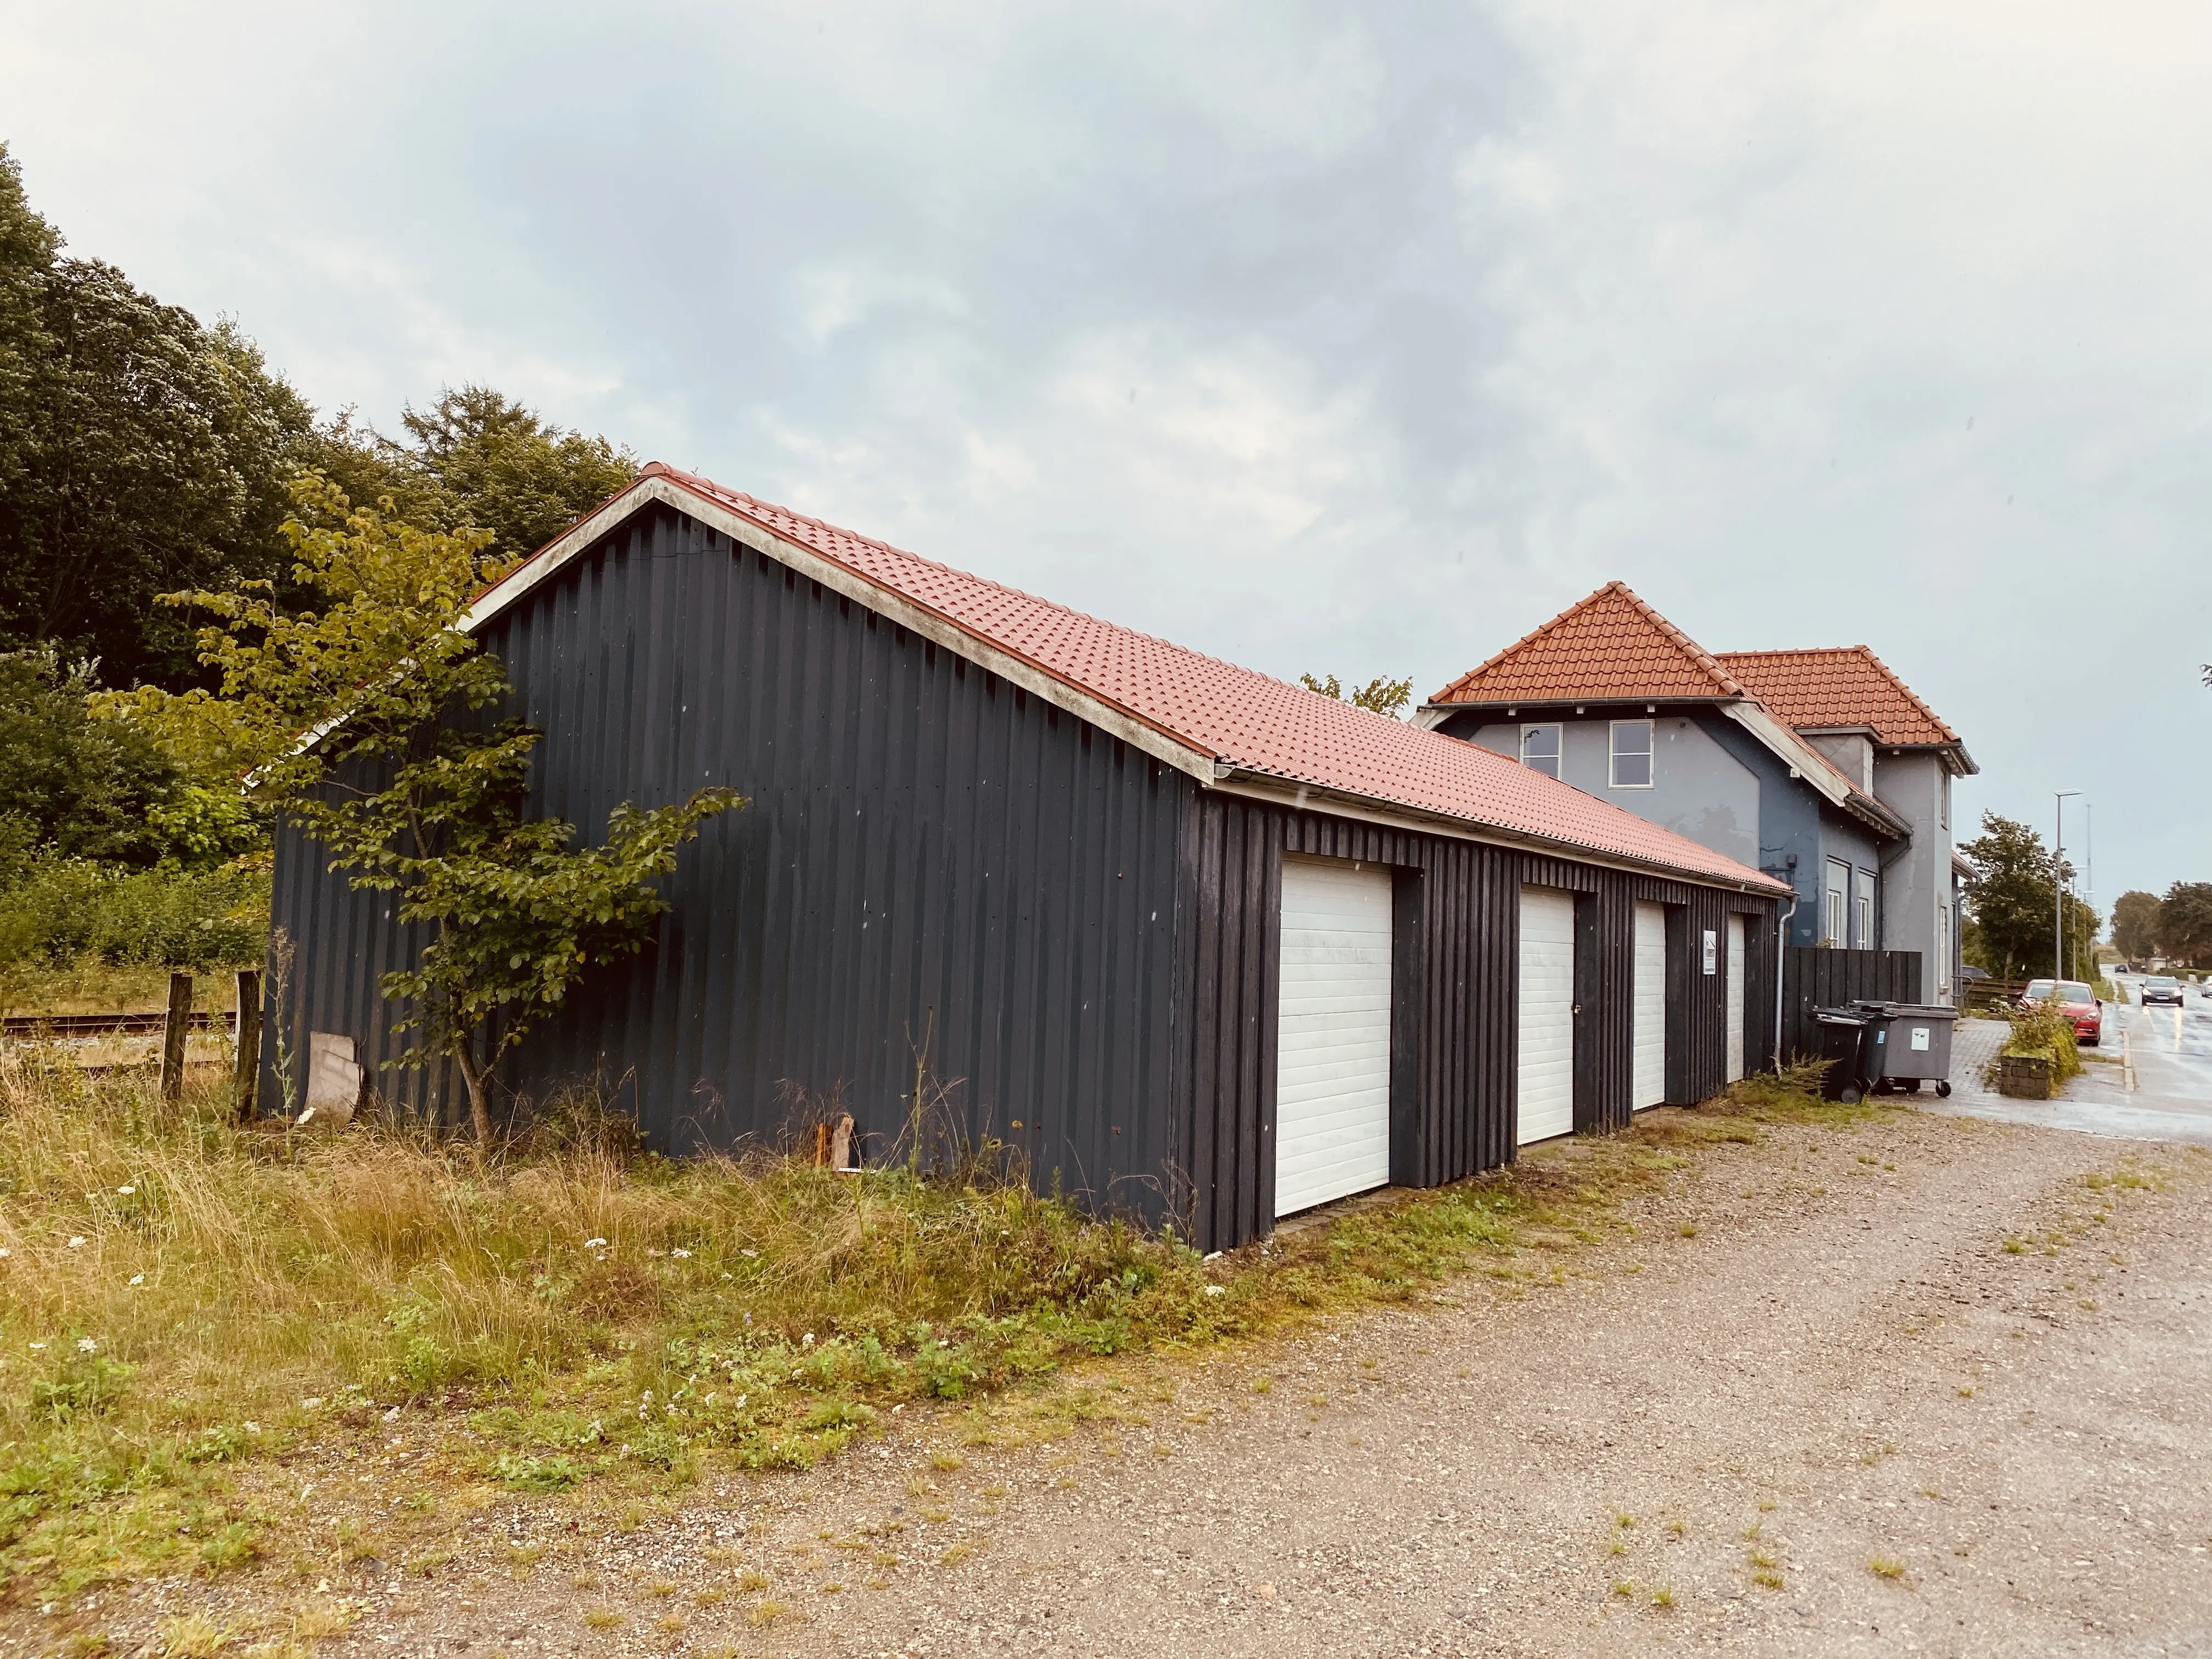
[1415,583,1977,1004]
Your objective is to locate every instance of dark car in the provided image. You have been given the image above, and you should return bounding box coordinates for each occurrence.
[2019,979,2103,1044]
[2142,974,2185,1006]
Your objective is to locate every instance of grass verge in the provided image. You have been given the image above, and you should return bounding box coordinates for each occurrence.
[1,1052,1854,1600]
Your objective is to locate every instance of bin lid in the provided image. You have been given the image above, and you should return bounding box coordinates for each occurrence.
[1812,1009,1869,1025]
[1880,1005,1960,1020]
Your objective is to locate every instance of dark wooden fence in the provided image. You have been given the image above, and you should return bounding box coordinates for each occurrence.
[1778,947,1922,1063]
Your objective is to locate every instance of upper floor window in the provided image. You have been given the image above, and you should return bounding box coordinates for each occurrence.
[1609,720,1654,788]
[1940,774,1949,832]
[1520,724,1562,778]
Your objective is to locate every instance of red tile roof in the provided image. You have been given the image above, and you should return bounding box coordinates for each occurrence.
[507,466,1778,891]
[1713,647,1960,748]
[1426,582,1747,706]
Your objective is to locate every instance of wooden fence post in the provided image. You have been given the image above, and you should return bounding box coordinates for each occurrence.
[159,971,193,1103]
[233,968,262,1121]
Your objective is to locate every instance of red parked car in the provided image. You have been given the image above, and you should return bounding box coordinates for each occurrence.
[2018,979,2102,1045]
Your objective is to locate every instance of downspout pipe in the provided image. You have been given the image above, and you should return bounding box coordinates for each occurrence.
[1773,891,1799,1071]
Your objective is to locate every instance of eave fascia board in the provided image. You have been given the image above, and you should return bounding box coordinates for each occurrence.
[462,475,1221,787]
[1418,695,1735,719]
[1720,700,1853,808]
[1208,768,1789,897]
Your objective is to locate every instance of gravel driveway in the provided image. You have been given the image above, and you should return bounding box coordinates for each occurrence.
[60,1106,2212,1658]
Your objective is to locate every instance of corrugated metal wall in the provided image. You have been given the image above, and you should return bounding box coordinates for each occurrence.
[267,503,1188,1222]
[264,494,1784,1255]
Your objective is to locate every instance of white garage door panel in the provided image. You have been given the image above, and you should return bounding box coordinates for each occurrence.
[1276,857,1393,1218]
[1633,901,1667,1110]
[1725,915,1747,1084]
[1517,887,1576,1145]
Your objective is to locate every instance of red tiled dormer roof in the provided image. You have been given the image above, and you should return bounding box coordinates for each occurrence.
[1426,582,1747,707]
[1713,647,1960,748]
[475,466,1784,893]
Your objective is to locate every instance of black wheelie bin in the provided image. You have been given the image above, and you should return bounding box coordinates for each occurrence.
[1811,1007,1875,1102]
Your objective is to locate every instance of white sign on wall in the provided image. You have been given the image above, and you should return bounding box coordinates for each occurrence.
[1702,929,1718,975]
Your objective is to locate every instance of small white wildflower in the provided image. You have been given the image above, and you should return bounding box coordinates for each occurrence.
[584,1237,607,1249]
[704,1392,715,1407]
[116,1185,134,1196]
[84,1192,98,1203]
[740,1248,759,1259]
[803,1332,815,1346]
[244,1421,261,1434]
[128,1273,144,1286]
[735,1394,747,1408]
[301,1397,324,1410]
[1,1248,11,1258]
[1203,1284,1226,1297]
[646,1248,663,1258]
[671,1248,691,1259]
[66,1237,86,1249]
[78,1338,95,1353]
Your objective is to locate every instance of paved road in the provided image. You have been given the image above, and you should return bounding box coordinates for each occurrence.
[1931,975,2212,1146]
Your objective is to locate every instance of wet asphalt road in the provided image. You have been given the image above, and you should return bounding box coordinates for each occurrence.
[1934,973,2212,1145]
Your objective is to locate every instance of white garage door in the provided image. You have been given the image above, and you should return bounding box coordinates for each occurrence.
[1276,855,1393,1218]
[1633,901,1667,1110]
[1725,915,1747,1083]
[1517,887,1576,1144]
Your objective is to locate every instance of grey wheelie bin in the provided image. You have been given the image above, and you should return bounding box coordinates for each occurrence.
[1850,1001,1959,1098]
[1811,1008,1875,1102]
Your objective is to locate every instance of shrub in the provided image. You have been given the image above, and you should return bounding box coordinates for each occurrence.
[0,855,269,973]
[1998,997,2082,1086]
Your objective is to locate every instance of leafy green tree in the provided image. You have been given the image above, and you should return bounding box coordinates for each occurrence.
[126,477,740,1141]
[303,385,635,569]
[0,649,179,871]
[0,145,314,690]
[1957,811,2096,980]
[2111,890,2162,962]
[1300,672,1414,718]
[2158,882,2212,967]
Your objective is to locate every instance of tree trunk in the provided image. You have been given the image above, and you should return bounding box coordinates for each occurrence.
[454,1036,493,1145]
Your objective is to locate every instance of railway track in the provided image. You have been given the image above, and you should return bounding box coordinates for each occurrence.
[1,1011,228,1041]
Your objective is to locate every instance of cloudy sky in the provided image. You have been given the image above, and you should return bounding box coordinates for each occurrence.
[4,2,2206,905]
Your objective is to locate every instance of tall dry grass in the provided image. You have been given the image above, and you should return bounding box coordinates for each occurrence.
[0,1051,1263,1585]
[3,1041,1822,1591]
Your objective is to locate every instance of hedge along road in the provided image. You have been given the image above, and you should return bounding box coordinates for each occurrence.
[95,1103,2212,1658]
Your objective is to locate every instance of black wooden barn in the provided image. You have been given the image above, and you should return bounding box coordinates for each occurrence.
[267,465,1788,1251]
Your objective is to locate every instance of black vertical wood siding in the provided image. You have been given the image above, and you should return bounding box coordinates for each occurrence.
[1169,807,1779,1245]
[1777,947,1923,1064]
[266,496,1782,1254]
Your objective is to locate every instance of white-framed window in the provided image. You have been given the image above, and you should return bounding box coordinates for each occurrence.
[1938,902,1953,995]
[1824,858,1849,946]
[1609,719,1654,789]
[1853,868,1876,950]
[1939,774,1949,831]
[1520,723,1562,779]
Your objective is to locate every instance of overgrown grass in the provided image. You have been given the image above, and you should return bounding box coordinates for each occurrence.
[0,1049,1854,1596]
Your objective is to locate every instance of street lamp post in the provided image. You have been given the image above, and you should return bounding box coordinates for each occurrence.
[2055,790,2081,982]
